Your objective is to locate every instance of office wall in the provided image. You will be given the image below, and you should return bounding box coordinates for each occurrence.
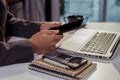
[24,0,45,21]
[9,0,60,22]
[9,1,24,19]
[51,0,60,21]
[9,0,46,21]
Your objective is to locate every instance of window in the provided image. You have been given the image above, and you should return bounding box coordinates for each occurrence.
[60,0,120,22]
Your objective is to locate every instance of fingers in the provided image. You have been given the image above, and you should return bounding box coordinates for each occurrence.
[40,22,62,30]
[50,22,62,27]
[53,35,63,41]
[50,35,63,46]
[40,30,60,35]
[47,22,61,26]
[40,30,63,43]
[31,29,63,54]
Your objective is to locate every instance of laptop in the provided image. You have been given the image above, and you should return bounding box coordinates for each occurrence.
[58,29,120,59]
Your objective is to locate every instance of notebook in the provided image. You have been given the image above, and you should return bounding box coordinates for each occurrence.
[29,59,96,80]
[59,28,120,59]
[42,51,88,69]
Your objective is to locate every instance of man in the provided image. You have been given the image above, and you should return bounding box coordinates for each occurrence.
[0,0,63,66]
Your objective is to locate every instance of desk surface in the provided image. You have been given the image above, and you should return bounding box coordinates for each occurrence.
[0,22,120,80]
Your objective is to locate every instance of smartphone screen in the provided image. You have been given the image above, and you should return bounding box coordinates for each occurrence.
[68,57,88,69]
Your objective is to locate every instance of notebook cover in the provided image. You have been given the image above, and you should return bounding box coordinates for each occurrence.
[29,59,96,80]
[29,59,92,77]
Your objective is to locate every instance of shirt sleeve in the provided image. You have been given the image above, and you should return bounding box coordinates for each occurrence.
[0,39,34,66]
[5,12,41,38]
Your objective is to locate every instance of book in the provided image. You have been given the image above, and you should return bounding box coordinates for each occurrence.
[29,59,96,80]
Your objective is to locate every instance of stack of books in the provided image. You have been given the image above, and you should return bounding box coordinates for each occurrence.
[29,51,96,80]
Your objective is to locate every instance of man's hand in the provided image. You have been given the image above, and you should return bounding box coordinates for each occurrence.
[29,30,63,54]
[40,22,62,30]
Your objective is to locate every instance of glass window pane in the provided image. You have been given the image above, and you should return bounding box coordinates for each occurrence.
[106,0,120,22]
[60,0,102,22]
[60,0,120,22]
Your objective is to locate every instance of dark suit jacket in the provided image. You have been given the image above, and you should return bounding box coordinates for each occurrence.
[0,0,41,66]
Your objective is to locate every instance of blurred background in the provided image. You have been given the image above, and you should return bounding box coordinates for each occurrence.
[7,0,120,22]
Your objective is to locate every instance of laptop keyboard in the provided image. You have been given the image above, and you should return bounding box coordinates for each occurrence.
[80,32,117,54]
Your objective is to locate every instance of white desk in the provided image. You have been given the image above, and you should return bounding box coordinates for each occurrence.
[0,22,120,80]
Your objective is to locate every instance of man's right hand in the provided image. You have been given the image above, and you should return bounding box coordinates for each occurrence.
[29,30,63,54]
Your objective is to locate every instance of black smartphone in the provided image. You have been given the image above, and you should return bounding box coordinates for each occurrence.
[50,18,83,34]
[42,51,88,69]
[67,57,88,69]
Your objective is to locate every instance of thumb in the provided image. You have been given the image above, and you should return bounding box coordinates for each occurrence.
[53,30,59,34]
